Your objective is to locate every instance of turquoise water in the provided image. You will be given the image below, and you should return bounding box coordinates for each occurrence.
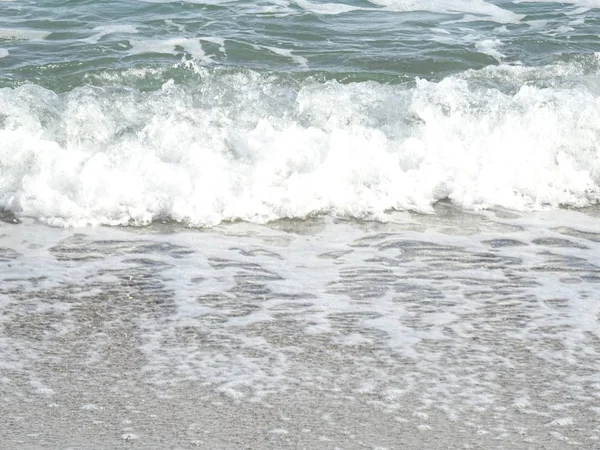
[1,1,600,226]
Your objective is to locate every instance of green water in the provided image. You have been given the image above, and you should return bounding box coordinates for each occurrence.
[2,0,600,92]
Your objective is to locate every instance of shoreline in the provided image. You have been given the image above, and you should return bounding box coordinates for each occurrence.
[1,208,599,449]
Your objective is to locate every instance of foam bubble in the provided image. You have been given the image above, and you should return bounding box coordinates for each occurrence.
[1,63,600,227]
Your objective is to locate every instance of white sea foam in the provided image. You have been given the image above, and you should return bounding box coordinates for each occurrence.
[0,48,8,58]
[0,28,50,40]
[295,0,523,22]
[513,0,600,7]
[140,0,294,13]
[368,0,523,23]
[128,38,212,63]
[263,45,308,67]
[83,67,167,84]
[566,6,591,14]
[246,0,296,15]
[199,36,226,47]
[475,39,504,61]
[296,0,368,14]
[3,208,600,424]
[1,63,600,227]
[164,19,186,32]
[139,0,238,3]
[200,36,226,53]
[82,25,139,44]
[556,25,575,34]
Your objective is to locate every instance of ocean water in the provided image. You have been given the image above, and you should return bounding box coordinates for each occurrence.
[2,0,600,225]
[1,1,600,448]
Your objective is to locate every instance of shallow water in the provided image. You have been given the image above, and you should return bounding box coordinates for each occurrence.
[2,206,600,448]
[2,1,600,226]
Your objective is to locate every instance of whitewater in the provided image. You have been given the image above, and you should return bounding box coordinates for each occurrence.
[1,0,600,226]
[1,0,600,448]
[3,63,600,227]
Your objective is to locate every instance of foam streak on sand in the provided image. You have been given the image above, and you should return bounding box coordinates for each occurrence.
[1,208,600,447]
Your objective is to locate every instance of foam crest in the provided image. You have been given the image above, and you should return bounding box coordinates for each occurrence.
[1,65,600,227]
[475,39,504,61]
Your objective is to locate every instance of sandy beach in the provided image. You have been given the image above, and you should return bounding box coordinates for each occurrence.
[2,207,600,449]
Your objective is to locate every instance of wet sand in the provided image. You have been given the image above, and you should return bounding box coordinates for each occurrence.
[2,207,600,449]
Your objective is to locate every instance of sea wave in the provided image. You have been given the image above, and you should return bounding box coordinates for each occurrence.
[1,61,599,227]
